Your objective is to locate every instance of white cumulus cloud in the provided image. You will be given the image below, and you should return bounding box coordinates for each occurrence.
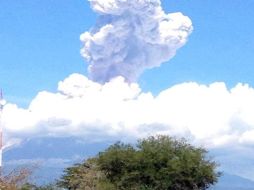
[2,74,254,149]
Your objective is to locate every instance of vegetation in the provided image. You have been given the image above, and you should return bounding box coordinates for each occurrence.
[0,166,33,190]
[20,183,60,190]
[0,167,59,190]
[57,159,102,190]
[1,135,220,189]
[58,135,221,190]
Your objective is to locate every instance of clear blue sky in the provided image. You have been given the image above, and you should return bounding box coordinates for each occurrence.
[1,0,254,107]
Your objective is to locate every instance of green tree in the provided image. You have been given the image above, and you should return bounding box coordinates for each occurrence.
[20,183,60,190]
[58,135,221,190]
[57,159,104,190]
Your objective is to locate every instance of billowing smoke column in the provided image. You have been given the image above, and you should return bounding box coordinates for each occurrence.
[81,0,193,83]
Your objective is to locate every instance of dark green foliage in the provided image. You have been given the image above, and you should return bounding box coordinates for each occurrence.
[57,159,102,190]
[20,183,37,190]
[58,135,221,190]
[20,183,60,190]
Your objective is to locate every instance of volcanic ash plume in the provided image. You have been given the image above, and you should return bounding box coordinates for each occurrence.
[81,0,193,83]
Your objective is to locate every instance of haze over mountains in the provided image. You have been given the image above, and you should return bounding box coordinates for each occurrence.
[3,137,254,189]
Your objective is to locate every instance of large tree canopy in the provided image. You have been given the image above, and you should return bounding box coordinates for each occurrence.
[58,135,221,190]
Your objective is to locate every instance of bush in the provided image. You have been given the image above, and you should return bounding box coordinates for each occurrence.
[0,166,33,190]
[58,135,221,190]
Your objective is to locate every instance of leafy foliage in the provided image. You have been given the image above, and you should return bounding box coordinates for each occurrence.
[58,135,221,190]
[0,166,33,190]
[57,159,103,190]
[0,166,59,190]
[20,183,60,190]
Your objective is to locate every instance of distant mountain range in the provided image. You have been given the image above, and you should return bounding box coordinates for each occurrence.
[212,173,254,190]
[3,137,254,189]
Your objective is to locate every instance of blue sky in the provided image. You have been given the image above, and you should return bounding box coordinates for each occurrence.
[1,0,254,183]
[1,0,254,107]
[143,0,254,92]
[0,0,92,106]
